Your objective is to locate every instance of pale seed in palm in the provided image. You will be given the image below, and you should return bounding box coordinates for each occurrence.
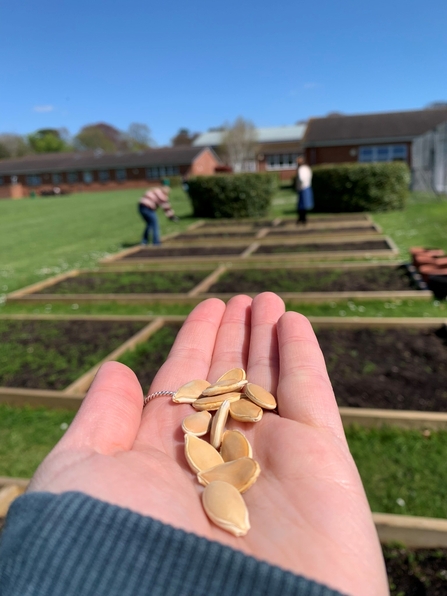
[202,480,250,537]
[193,392,241,411]
[229,398,263,423]
[184,434,224,474]
[216,367,247,383]
[173,379,211,404]
[220,429,253,462]
[209,400,230,449]
[182,411,212,436]
[244,382,277,410]
[201,378,247,397]
[197,457,260,493]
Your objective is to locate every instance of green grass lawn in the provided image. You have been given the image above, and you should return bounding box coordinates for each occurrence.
[1,404,446,519]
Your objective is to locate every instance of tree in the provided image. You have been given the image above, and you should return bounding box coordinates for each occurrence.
[125,123,154,151]
[0,134,28,159]
[425,101,447,110]
[220,117,258,172]
[74,123,124,152]
[171,128,199,147]
[27,129,69,153]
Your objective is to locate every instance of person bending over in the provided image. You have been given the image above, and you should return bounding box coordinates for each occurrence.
[138,181,178,246]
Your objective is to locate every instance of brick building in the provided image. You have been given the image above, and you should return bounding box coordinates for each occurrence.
[303,108,447,168]
[0,146,220,198]
[193,125,305,181]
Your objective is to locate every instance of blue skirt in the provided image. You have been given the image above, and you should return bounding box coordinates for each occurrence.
[298,187,314,211]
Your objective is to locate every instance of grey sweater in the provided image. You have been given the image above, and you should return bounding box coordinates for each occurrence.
[0,492,346,596]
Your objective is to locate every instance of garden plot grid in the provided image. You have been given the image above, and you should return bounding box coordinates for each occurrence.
[7,262,432,305]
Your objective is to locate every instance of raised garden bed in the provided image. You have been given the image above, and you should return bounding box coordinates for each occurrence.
[254,239,391,254]
[32,270,212,295]
[208,265,414,293]
[0,318,147,390]
[264,225,379,237]
[317,325,447,411]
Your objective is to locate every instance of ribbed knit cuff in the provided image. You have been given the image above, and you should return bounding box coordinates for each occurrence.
[0,492,345,596]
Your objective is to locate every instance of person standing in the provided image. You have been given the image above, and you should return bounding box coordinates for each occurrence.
[138,181,178,246]
[296,156,314,224]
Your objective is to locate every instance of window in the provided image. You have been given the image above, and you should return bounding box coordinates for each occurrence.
[159,166,166,177]
[146,167,159,179]
[98,170,110,182]
[0,177,4,186]
[52,173,62,185]
[115,169,127,181]
[83,171,93,184]
[26,175,42,186]
[359,145,407,162]
[265,153,298,170]
[67,172,79,183]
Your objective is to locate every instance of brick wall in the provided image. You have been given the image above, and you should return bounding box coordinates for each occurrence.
[190,149,220,176]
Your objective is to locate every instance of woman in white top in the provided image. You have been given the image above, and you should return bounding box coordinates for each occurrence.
[296,156,314,224]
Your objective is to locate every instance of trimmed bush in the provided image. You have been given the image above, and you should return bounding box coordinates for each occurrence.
[312,162,410,212]
[187,173,276,218]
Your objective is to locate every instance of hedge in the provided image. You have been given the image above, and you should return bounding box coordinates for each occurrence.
[312,162,410,212]
[187,173,277,218]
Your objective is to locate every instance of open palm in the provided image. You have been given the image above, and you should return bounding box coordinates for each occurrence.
[29,292,388,596]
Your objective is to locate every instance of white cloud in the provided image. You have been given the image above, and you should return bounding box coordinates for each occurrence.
[33,105,54,113]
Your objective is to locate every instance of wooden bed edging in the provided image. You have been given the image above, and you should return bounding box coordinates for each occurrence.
[373,513,447,547]
[0,387,84,409]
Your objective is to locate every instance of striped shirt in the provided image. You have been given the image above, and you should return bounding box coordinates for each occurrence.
[139,188,175,218]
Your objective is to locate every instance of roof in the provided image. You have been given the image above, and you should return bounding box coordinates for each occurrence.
[303,109,447,146]
[0,146,211,175]
[193,124,306,147]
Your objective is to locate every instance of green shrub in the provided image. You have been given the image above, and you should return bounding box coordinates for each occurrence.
[187,173,276,218]
[312,162,410,212]
[166,175,183,188]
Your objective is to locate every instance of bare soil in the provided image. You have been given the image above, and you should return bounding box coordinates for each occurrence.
[384,545,447,595]
[34,271,210,294]
[317,326,447,411]
[209,266,413,293]
[0,319,146,390]
[123,246,246,259]
[174,231,258,240]
[265,225,377,236]
[255,240,390,253]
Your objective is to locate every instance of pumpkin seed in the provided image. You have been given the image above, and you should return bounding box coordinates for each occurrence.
[216,368,247,383]
[198,457,260,493]
[220,429,253,461]
[182,411,212,436]
[229,398,263,423]
[193,392,242,411]
[202,480,250,537]
[210,400,230,449]
[202,378,247,397]
[244,382,277,410]
[173,379,211,404]
[184,434,224,474]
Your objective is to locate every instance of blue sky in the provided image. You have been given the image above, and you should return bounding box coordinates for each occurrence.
[1,0,446,145]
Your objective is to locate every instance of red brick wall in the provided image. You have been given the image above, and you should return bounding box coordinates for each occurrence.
[190,149,220,176]
[305,142,412,166]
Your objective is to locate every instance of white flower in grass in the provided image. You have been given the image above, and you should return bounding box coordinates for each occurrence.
[358,306,366,312]
[60,422,69,431]
[71,304,79,310]
[339,310,346,316]
[396,498,406,507]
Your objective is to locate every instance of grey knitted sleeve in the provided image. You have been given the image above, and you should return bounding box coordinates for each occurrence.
[0,492,347,596]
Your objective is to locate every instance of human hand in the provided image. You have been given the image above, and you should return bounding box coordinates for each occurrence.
[28,293,388,596]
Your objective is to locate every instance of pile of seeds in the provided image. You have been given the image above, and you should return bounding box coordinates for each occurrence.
[172,367,277,537]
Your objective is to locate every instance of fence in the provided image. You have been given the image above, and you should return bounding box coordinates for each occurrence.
[412,122,447,194]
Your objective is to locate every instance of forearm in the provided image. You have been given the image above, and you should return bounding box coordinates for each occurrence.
[0,492,345,596]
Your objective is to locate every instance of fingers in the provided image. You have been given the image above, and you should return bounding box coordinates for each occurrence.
[207,294,253,382]
[246,292,285,393]
[276,311,345,436]
[58,361,144,454]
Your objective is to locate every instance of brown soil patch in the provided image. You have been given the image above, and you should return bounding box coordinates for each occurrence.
[266,225,377,237]
[317,327,447,411]
[123,246,246,259]
[384,545,447,595]
[0,319,146,390]
[174,231,257,240]
[209,267,412,293]
[255,240,390,254]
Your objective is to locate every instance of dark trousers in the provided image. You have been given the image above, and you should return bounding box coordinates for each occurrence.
[138,204,160,245]
[297,209,307,224]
